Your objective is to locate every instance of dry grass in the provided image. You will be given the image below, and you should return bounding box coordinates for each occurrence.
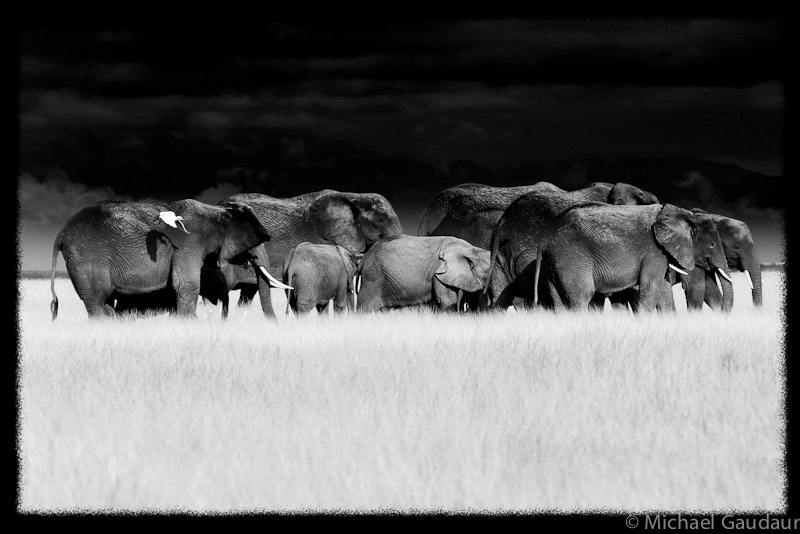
[17,271,786,512]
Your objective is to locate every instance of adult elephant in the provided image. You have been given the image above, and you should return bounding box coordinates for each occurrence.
[50,199,285,319]
[282,242,361,314]
[417,181,657,250]
[533,203,732,312]
[113,252,259,319]
[356,235,491,312]
[209,189,403,316]
[486,185,660,308]
[689,208,762,307]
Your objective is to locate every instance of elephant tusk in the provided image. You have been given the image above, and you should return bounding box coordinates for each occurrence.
[356,274,362,293]
[745,270,754,290]
[258,265,293,290]
[669,264,689,276]
[717,267,733,283]
[352,274,358,309]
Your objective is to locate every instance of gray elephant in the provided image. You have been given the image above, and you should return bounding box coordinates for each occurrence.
[282,242,360,314]
[608,209,739,313]
[688,208,762,307]
[208,190,403,315]
[418,181,658,249]
[49,199,288,319]
[356,235,491,312]
[113,252,261,319]
[486,184,660,308]
[533,203,732,312]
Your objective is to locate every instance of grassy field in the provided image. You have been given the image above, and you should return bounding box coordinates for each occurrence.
[17,271,786,512]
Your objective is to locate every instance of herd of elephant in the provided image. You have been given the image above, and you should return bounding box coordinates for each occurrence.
[49,181,762,320]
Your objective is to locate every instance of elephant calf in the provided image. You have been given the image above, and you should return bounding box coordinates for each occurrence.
[282,242,360,314]
[356,235,491,312]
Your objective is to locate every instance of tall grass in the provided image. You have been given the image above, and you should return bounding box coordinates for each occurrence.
[18,272,785,512]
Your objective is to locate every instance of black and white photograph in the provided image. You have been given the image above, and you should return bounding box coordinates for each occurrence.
[15,18,788,521]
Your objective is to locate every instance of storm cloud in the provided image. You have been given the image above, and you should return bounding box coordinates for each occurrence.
[17,19,786,268]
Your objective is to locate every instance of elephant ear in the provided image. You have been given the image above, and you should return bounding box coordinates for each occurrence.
[217,201,272,267]
[307,194,366,253]
[434,243,484,292]
[653,204,696,271]
[224,201,271,238]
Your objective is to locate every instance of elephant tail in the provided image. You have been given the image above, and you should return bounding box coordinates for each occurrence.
[534,248,542,306]
[50,232,63,320]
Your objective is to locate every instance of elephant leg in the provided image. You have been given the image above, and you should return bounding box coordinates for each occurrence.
[547,280,566,311]
[172,267,201,317]
[317,300,331,315]
[655,279,676,312]
[221,293,229,320]
[238,286,257,307]
[609,289,635,312]
[589,293,606,311]
[334,286,348,313]
[559,272,594,311]
[703,271,723,310]
[75,271,117,318]
[635,263,665,312]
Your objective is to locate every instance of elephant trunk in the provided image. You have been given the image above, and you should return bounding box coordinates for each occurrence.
[50,232,63,321]
[719,269,734,313]
[740,252,763,307]
[255,268,276,317]
[250,247,278,318]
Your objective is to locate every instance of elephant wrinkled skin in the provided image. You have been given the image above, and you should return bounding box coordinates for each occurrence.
[418,181,658,250]
[535,203,732,312]
[283,242,361,314]
[50,199,274,319]
[486,184,660,308]
[211,190,403,316]
[356,235,491,312]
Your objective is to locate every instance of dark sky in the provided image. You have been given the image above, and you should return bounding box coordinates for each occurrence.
[18,19,785,268]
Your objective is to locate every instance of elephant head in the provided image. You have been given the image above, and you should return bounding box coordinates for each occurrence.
[607,182,660,205]
[653,204,733,310]
[432,240,491,310]
[692,208,762,306]
[158,199,289,315]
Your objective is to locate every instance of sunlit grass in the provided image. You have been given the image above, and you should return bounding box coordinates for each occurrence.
[17,271,785,512]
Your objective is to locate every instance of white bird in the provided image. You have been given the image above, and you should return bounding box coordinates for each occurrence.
[158,211,190,233]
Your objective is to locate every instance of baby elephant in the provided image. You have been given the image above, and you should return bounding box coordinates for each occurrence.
[282,242,360,314]
[356,235,491,312]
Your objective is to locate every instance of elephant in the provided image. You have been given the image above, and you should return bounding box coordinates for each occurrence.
[607,210,739,313]
[355,235,491,312]
[49,198,288,319]
[112,252,250,318]
[417,181,658,250]
[533,203,732,312]
[282,242,361,314]
[688,208,762,307]
[486,184,660,309]
[207,189,403,316]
